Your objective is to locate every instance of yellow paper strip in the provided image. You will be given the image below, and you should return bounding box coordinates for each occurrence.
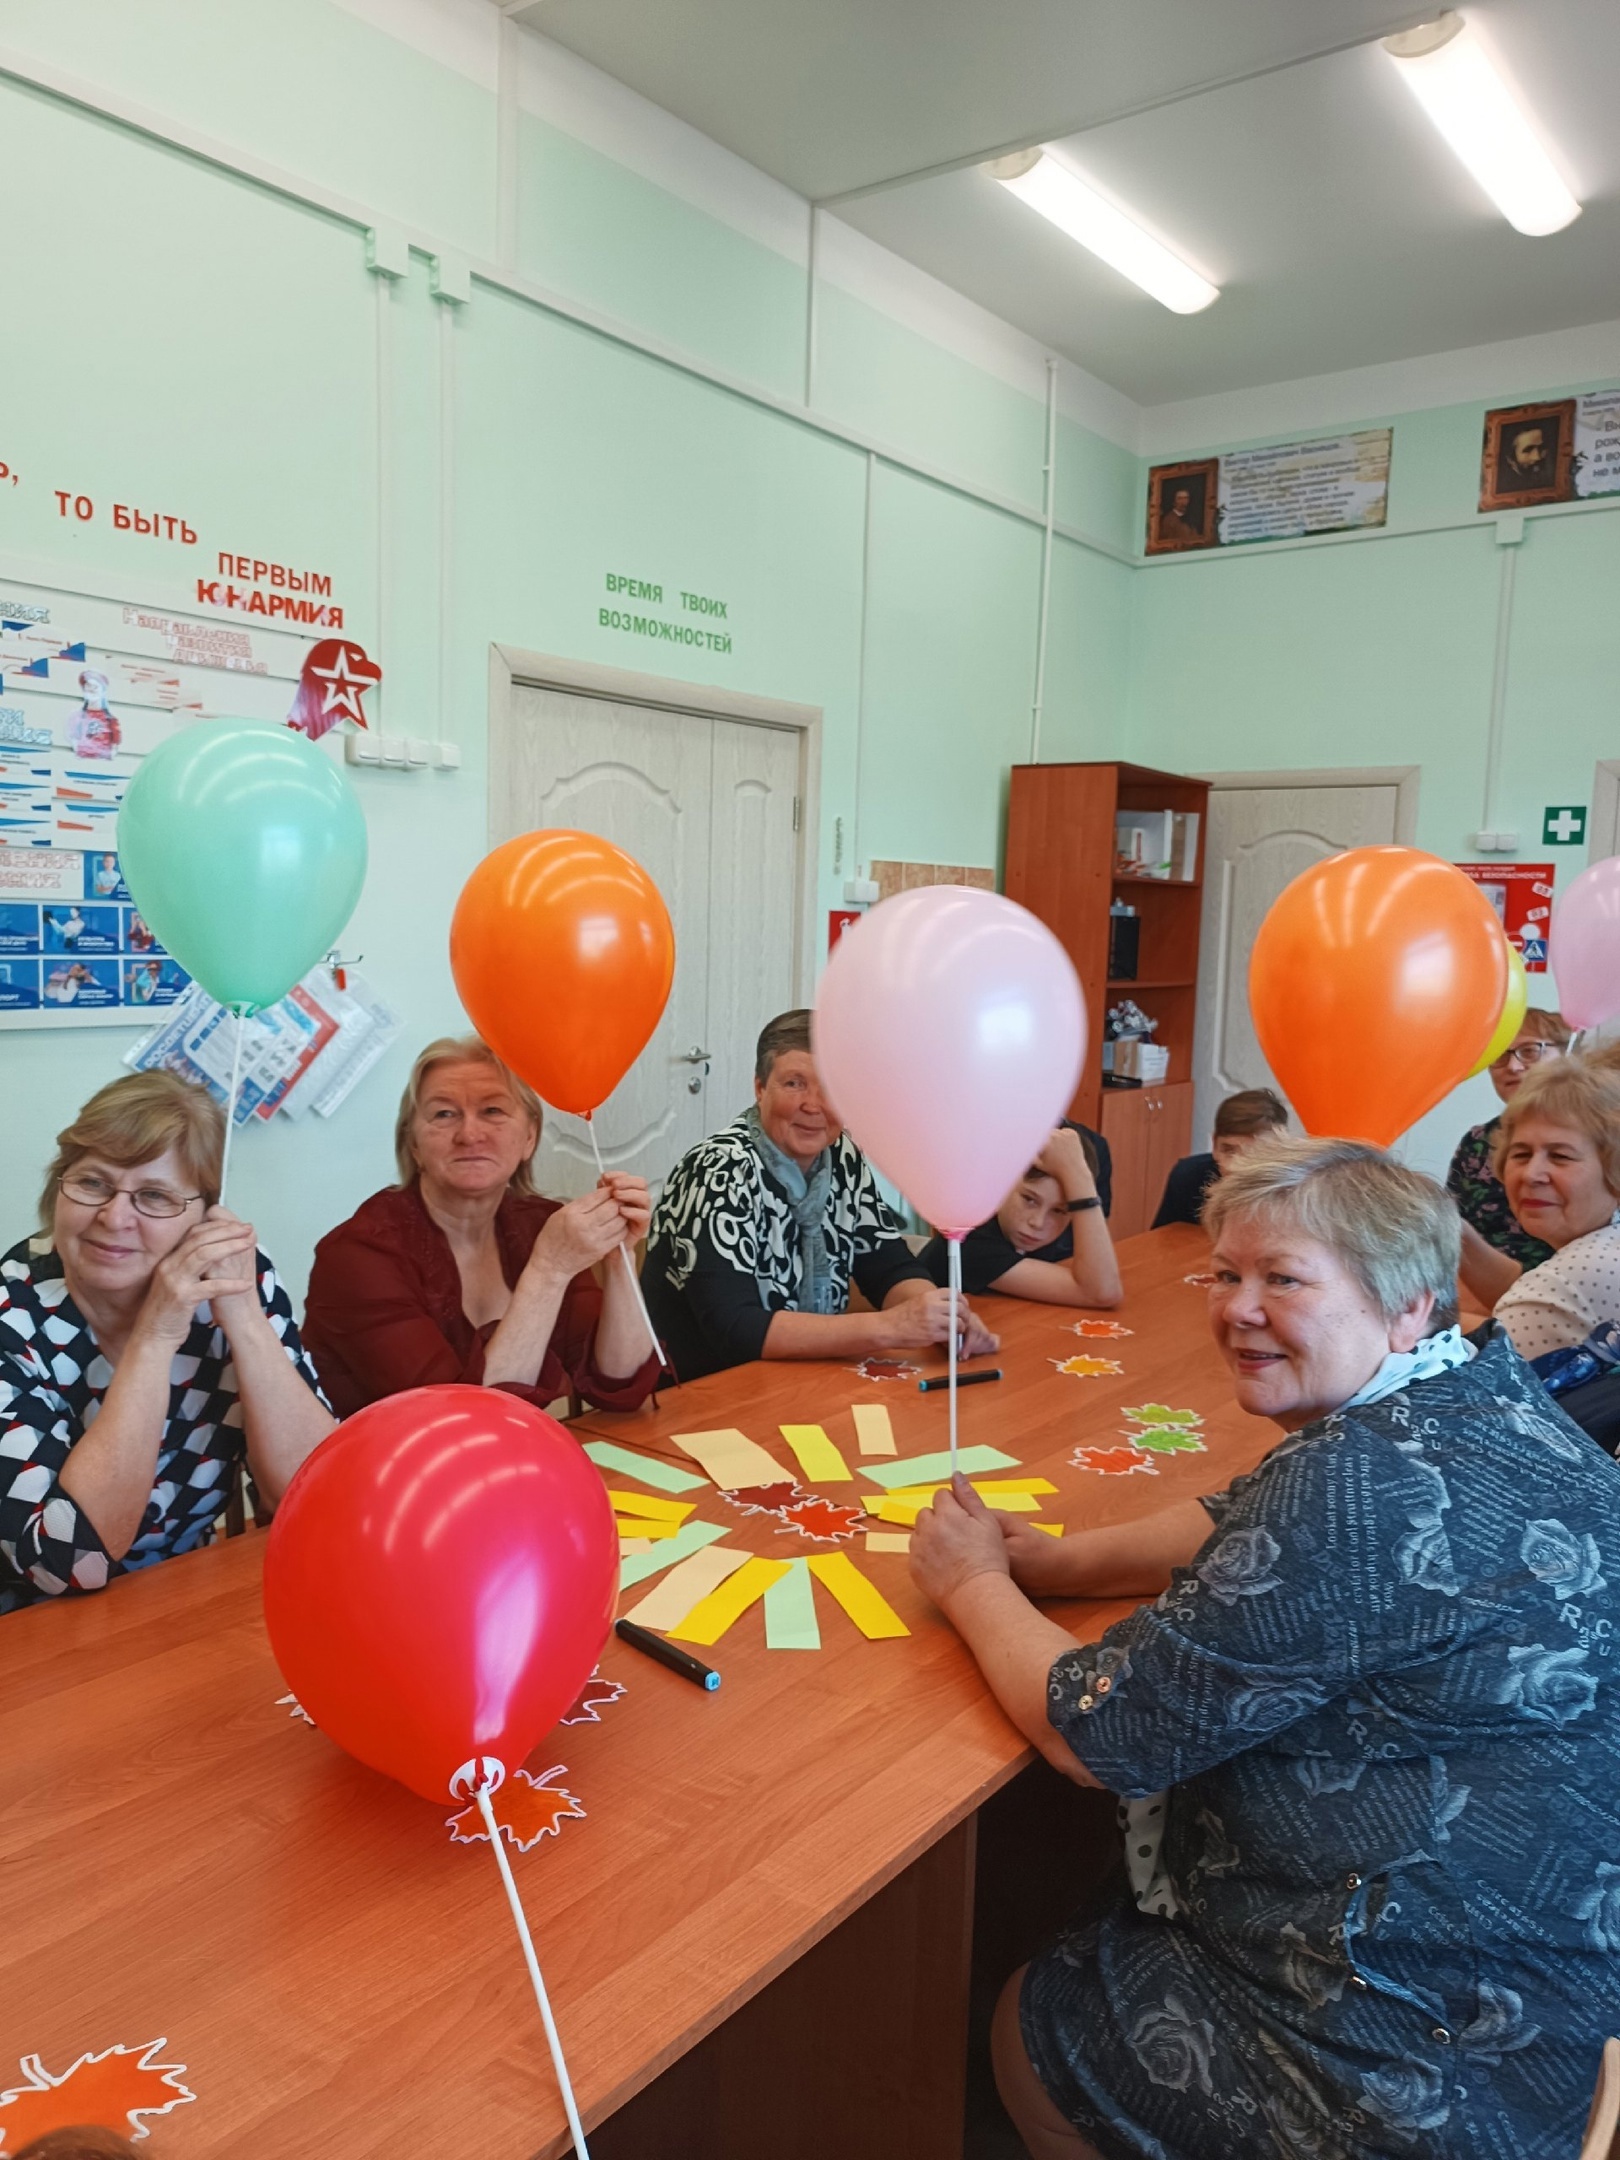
[606,1491,694,1523]
[779,1422,853,1484]
[808,1552,910,1639]
[624,1545,750,1630]
[852,1403,896,1457]
[865,1531,912,1553]
[671,1427,786,1490]
[613,1517,685,1541]
[1033,1523,1064,1537]
[882,1478,1058,1500]
[871,1492,1041,1523]
[671,1556,792,1646]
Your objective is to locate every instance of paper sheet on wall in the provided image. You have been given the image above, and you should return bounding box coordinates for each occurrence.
[670,1555,791,1646]
[671,1427,786,1489]
[584,1441,707,1494]
[779,1423,852,1483]
[762,1557,821,1650]
[860,1445,1020,1490]
[622,1541,746,1625]
[807,1553,909,1639]
[851,1404,896,1456]
[616,1520,727,1591]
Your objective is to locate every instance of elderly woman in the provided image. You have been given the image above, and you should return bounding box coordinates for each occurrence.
[0,1073,331,1616]
[1448,1005,1571,1273]
[303,1035,660,1419]
[643,1008,998,1381]
[913,1136,1620,2159]
[1455,1055,1620,1360]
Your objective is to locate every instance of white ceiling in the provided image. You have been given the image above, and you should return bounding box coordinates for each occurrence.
[512,0,1620,406]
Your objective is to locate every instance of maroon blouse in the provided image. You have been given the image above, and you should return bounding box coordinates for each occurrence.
[301,1184,660,1422]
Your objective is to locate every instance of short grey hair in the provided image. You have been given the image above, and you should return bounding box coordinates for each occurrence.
[1202,1135,1459,1327]
[755,1008,812,1086]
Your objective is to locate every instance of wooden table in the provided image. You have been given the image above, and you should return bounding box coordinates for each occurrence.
[0,1225,1278,2159]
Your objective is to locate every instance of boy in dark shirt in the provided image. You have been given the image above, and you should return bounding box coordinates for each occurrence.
[1152,1086,1288,1227]
[920,1125,1122,1307]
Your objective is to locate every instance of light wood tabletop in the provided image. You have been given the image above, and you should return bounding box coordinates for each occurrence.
[0,1223,1279,2159]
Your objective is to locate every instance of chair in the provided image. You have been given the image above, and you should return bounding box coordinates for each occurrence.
[1580,2037,1620,2160]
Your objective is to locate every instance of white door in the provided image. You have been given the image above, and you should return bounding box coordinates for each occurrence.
[499,683,802,1198]
[1193,782,1405,1142]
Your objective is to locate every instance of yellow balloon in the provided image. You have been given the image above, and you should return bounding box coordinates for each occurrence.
[1467,943,1530,1077]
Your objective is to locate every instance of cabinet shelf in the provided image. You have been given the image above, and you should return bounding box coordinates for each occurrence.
[1106,977,1195,991]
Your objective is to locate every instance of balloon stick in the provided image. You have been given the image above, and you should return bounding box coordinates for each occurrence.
[947,1235,962,1477]
[218,1004,247,1207]
[583,1115,671,1376]
[474,1782,593,2159]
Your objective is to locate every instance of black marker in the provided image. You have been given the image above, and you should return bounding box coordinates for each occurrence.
[918,1367,1004,1393]
[615,1618,721,1691]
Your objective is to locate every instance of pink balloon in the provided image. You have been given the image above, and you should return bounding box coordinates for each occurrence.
[1551,857,1620,1029]
[814,887,1085,1237]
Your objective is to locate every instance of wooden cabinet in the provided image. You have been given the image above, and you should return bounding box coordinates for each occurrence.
[1004,761,1210,1240]
[1099,1082,1194,1239]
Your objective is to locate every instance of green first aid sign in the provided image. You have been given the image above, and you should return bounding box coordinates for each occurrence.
[1543,805,1587,845]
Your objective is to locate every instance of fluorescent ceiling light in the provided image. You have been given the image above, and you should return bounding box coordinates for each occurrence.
[1383,12,1580,236]
[984,149,1219,314]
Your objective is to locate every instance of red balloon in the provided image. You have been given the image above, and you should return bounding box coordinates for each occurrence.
[264,1388,617,1804]
[450,829,675,1115]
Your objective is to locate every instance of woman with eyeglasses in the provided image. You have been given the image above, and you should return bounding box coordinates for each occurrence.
[1447,1006,1570,1282]
[0,1072,331,1616]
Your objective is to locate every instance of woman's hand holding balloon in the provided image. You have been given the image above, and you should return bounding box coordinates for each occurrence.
[596,1170,651,1246]
[527,1188,637,1284]
[138,1214,258,1349]
[910,1475,1011,1606]
[878,1285,999,1357]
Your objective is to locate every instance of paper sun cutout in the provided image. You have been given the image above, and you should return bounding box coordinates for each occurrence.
[848,1357,920,1382]
[0,2039,195,2147]
[1051,1355,1125,1379]
[446,1766,584,1853]
[275,1691,315,1727]
[1070,1319,1133,1338]
[1070,1445,1158,1477]
[559,1672,626,1725]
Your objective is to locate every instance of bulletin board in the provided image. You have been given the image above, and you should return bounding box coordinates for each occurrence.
[0,558,315,1029]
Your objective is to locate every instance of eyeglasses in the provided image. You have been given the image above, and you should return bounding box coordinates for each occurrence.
[58,1171,204,1220]
[1492,1041,1561,1070]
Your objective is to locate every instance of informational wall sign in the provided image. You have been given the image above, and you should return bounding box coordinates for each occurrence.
[1455,862,1555,972]
[1543,806,1587,847]
[0,566,318,1029]
[597,571,734,656]
[1146,430,1392,554]
[1480,389,1620,511]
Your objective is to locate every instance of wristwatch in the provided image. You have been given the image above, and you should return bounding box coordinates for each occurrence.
[1065,1195,1102,1213]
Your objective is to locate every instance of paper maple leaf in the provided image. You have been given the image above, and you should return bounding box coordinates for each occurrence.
[1070,1319,1133,1338]
[849,1357,919,1381]
[1182,1271,1218,1288]
[559,1672,626,1725]
[445,1766,584,1853]
[1051,1354,1124,1379]
[275,1691,314,1727]
[0,2040,195,2147]
[777,1494,864,1542]
[1123,1402,1203,1426]
[724,1482,802,1516]
[1070,1445,1157,1477]
[1130,1426,1206,1455]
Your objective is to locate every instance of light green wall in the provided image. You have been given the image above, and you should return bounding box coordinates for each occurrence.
[2,0,1615,1275]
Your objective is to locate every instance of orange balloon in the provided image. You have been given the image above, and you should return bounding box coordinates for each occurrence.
[450,830,674,1114]
[1249,847,1507,1146]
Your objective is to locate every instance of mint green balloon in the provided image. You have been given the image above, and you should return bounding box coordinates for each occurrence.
[117,718,367,1014]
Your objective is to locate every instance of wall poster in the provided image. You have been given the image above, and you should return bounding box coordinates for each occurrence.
[1455,862,1555,972]
[1479,387,1620,511]
[1146,430,1393,555]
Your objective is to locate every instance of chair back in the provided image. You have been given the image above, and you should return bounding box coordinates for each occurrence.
[1581,2037,1620,2160]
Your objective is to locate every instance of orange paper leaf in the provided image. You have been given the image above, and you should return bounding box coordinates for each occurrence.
[1051,1354,1125,1379]
[445,1766,584,1853]
[558,1671,626,1726]
[778,1494,864,1542]
[1070,1445,1158,1477]
[0,2040,195,2147]
[1070,1319,1133,1338]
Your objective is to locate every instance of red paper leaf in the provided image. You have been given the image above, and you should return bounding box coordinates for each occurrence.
[446,1766,584,1852]
[725,1482,802,1515]
[777,1495,864,1542]
[0,2040,195,2147]
[558,1671,626,1725]
[1070,1445,1158,1477]
[849,1357,920,1381]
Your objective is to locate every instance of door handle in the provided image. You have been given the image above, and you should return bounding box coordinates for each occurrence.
[679,1046,711,1063]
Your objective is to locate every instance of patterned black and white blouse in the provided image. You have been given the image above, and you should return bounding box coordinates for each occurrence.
[0,1236,324,1615]
[641,1114,930,1380]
